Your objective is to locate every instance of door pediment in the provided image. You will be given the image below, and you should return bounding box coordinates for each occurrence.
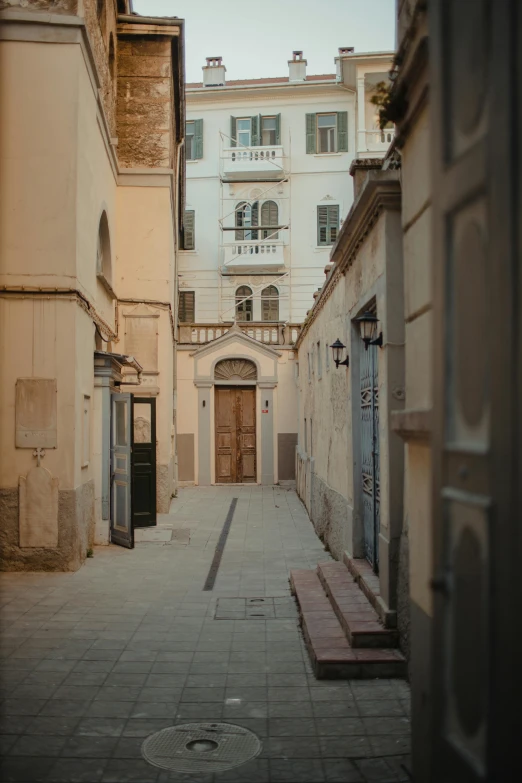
[192,325,279,385]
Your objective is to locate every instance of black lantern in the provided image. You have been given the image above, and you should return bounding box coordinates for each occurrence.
[354,311,383,349]
[330,338,349,368]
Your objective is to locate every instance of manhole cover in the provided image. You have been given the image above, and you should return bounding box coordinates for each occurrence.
[141,722,262,773]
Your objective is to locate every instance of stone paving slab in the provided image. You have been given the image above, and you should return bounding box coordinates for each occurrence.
[0,486,411,782]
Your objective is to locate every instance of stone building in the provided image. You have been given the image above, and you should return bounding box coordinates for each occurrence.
[176,48,394,487]
[0,0,185,568]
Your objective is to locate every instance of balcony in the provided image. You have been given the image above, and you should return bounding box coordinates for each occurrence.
[221,145,286,181]
[178,322,302,347]
[357,128,394,157]
[223,241,286,271]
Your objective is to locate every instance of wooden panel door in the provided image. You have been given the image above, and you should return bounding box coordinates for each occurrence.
[215,387,256,484]
[237,388,256,483]
[215,388,236,482]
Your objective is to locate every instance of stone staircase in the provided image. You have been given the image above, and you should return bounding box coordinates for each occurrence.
[290,558,406,679]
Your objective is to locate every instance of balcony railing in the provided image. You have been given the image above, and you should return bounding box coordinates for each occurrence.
[358,128,394,155]
[221,145,286,180]
[223,241,285,270]
[178,322,301,347]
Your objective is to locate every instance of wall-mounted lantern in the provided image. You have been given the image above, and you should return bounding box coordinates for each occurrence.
[354,311,383,349]
[330,338,349,368]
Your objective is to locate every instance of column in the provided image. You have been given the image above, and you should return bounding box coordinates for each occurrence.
[259,384,275,485]
[197,383,212,485]
[357,75,367,154]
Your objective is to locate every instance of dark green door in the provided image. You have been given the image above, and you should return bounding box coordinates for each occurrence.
[132,397,157,528]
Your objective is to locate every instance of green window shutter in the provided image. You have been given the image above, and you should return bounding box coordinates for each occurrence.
[337,111,348,152]
[261,201,279,239]
[317,205,328,245]
[328,205,340,244]
[230,116,237,147]
[251,115,259,146]
[317,205,339,245]
[194,119,203,159]
[179,291,195,323]
[275,113,281,145]
[183,210,195,250]
[306,113,317,154]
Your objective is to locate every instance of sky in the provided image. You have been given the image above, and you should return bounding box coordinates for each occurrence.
[132,0,396,83]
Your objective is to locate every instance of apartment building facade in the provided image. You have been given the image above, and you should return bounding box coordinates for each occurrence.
[177,48,394,486]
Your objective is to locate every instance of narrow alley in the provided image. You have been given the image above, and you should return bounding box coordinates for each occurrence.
[0,487,410,783]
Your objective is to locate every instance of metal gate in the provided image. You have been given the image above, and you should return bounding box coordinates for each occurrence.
[360,341,380,569]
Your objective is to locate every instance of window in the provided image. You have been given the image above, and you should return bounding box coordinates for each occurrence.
[237,118,252,147]
[182,210,195,250]
[96,210,112,286]
[310,418,313,458]
[186,119,203,160]
[325,340,330,371]
[261,286,279,322]
[308,351,312,380]
[231,114,280,147]
[317,204,340,246]
[235,201,258,241]
[178,291,195,323]
[261,116,277,145]
[236,286,253,322]
[304,418,307,452]
[306,112,348,154]
[260,200,278,240]
[317,341,322,377]
[318,114,336,153]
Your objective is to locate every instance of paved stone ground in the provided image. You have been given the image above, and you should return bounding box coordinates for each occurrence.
[0,486,411,783]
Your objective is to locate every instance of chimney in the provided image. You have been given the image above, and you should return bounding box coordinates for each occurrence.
[338,46,354,56]
[288,50,307,82]
[203,56,226,87]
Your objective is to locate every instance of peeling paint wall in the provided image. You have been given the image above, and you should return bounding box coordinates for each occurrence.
[0,0,77,11]
[83,0,118,136]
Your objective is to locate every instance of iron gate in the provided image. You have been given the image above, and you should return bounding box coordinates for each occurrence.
[360,341,380,569]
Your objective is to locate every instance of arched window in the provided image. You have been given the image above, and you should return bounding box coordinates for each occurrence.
[97,211,112,288]
[235,201,258,241]
[261,200,278,240]
[108,34,116,83]
[236,286,253,322]
[261,285,279,322]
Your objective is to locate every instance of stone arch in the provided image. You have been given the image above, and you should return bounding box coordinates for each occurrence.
[214,359,257,381]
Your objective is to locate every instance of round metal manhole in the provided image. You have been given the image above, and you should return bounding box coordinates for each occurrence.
[141,722,262,773]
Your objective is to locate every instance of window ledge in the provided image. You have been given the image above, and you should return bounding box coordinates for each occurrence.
[97,272,116,299]
[179,250,198,254]
[313,153,343,157]
[186,159,199,164]
[314,246,334,252]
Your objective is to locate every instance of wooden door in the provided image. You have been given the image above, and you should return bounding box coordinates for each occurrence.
[215,387,256,483]
[430,0,522,779]
[131,398,156,528]
[110,393,133,549]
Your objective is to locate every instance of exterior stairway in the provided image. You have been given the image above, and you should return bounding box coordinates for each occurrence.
[290,559,406,679]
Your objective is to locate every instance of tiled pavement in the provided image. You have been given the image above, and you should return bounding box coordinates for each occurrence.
[0,486,411,783]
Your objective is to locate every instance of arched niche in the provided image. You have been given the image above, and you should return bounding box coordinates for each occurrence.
[214,359,257,381]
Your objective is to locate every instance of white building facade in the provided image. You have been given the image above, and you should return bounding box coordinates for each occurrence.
[176,48,393,487]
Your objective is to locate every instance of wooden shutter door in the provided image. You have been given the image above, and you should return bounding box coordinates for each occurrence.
[306,113,316,153]
[430,0,522,780]
[230,116,236,147]
[337,111,348,151]
[317,205,328,245]
[215,389,236,483]
[183,210,195,250]
[251,115,259,147]
[275,113,281,145]
[194,119,203,159]
[237,389,256,482]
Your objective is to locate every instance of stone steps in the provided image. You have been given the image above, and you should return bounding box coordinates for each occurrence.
[317,561,399,648]
[290,569,406,680]
[343,553,397,629]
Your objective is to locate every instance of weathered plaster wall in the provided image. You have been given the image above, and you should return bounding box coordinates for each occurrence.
[83,0,118,136]
[117,38,174,168]
[0,0,77,11]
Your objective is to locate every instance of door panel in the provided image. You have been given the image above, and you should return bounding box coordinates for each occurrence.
[215,387,256,483]
[111,393,133,548]
[132,398,156,528]
[237,389,256,483]
[359,341,380,570]
[215,388,236,482]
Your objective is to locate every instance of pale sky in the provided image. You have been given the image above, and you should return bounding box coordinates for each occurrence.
[132,0,396,83]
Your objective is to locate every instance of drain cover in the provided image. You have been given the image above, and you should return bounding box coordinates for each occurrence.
[141,722,262,773]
